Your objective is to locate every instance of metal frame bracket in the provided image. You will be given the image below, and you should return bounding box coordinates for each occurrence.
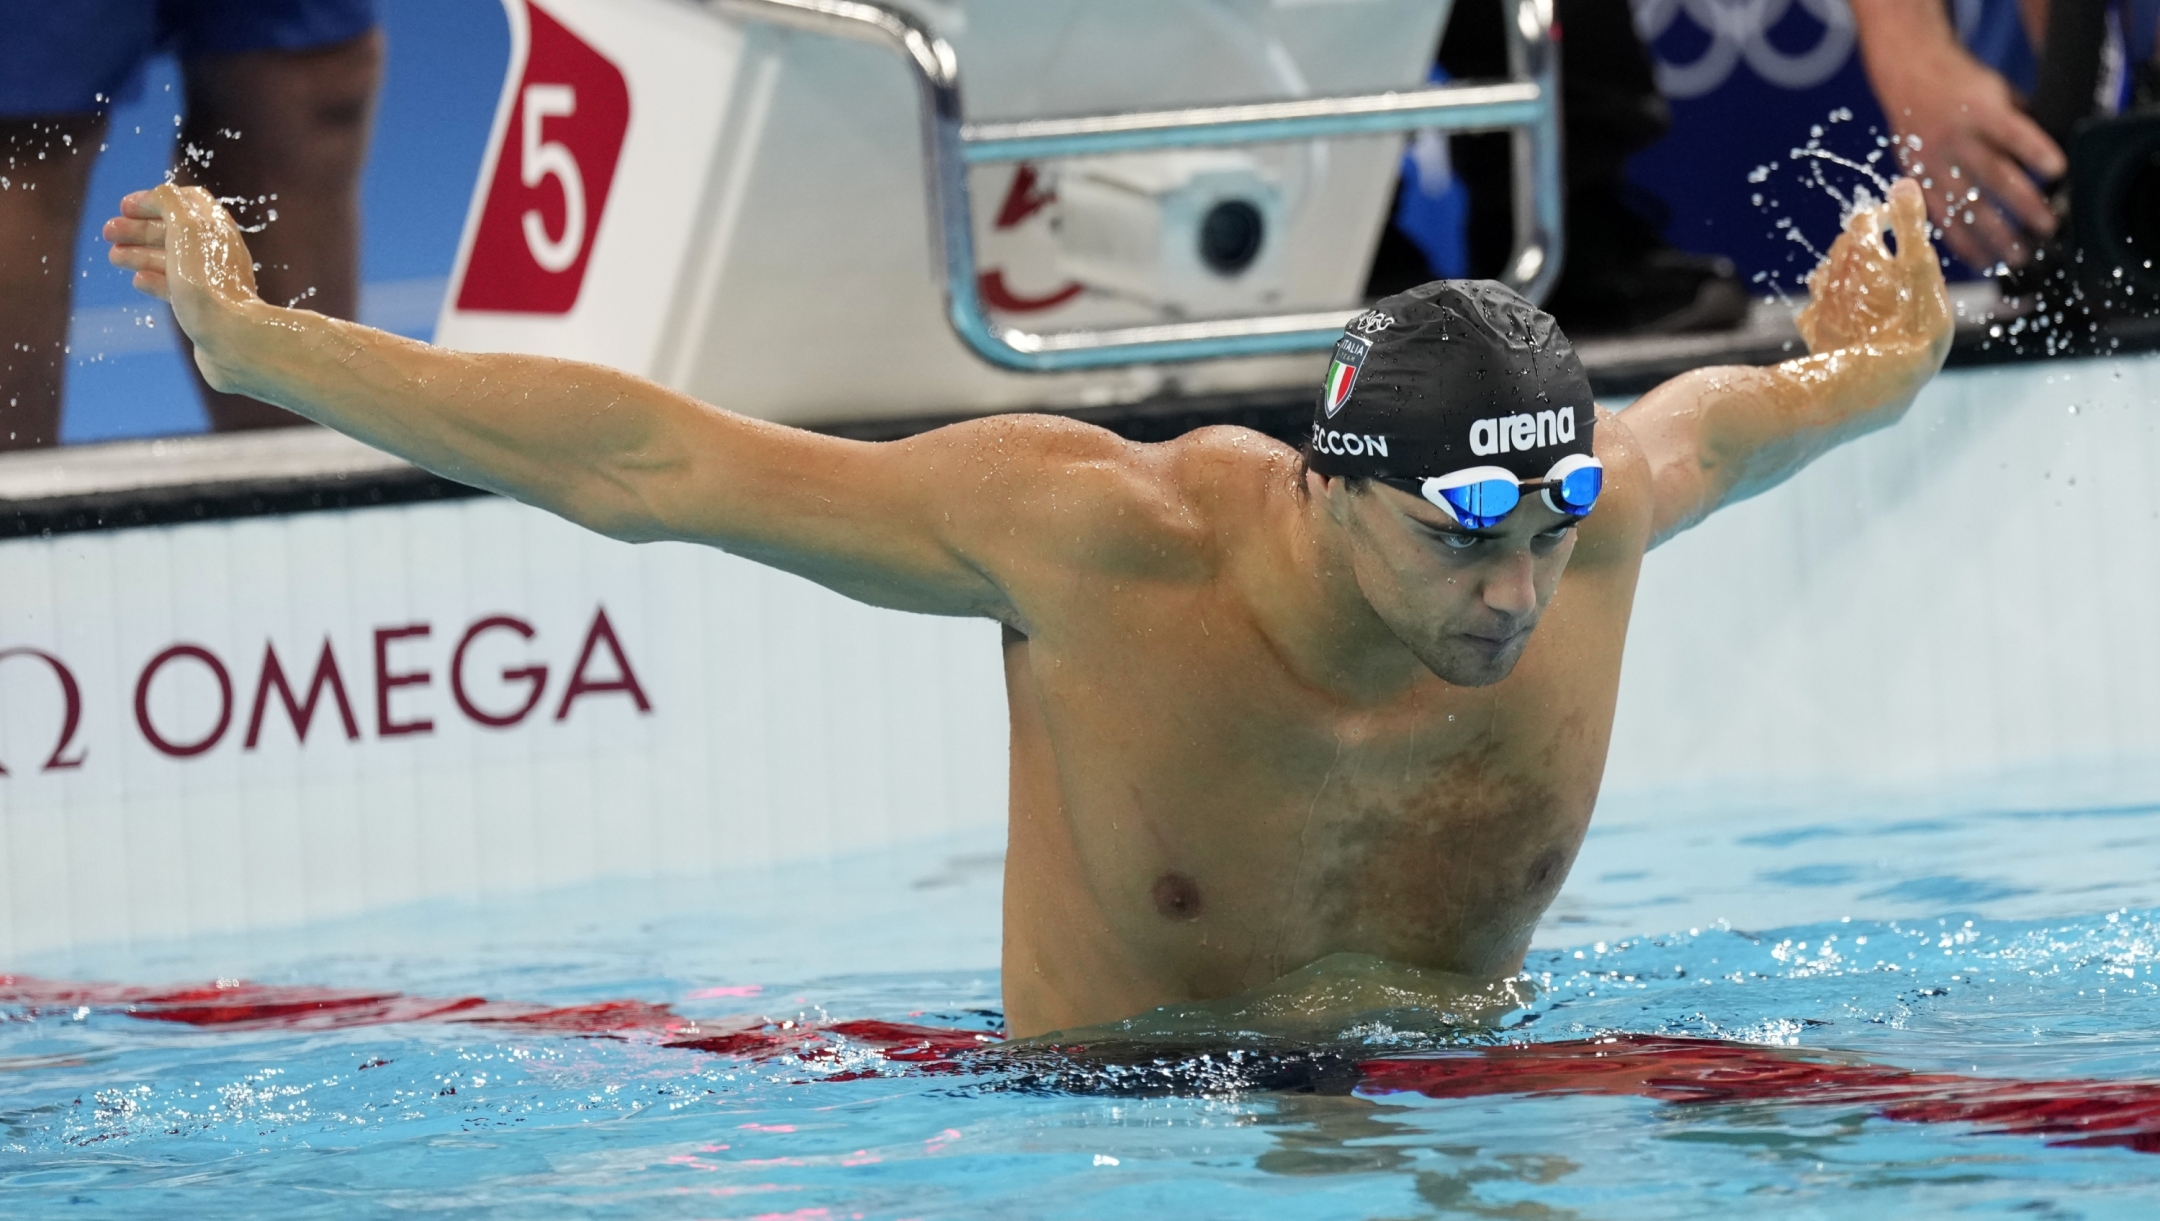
[706,0,1563,372]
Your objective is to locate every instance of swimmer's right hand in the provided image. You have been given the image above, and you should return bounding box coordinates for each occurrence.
[1796,179,1952,372]
[103,185,264,391]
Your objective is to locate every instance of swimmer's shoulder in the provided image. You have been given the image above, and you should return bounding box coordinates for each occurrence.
[1038,419,1289,577]
[1153,424,1299,511]
[1576,404,1656,564]
[914,413,1234,579]
[1151,423,1303,545]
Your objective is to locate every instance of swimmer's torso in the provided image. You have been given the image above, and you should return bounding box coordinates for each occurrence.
[994,427,1650,1038]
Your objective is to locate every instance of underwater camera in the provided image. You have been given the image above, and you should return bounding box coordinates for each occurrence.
[1999,108,2160,332]
[2001,1,2160,329]
[2068,109,2160,306]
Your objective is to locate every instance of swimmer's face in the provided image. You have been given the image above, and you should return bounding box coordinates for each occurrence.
[1322,475,1579,686]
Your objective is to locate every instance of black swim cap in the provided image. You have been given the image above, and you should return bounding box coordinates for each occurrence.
[1306,280,1596,483]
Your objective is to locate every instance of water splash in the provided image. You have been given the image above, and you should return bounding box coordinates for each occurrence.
[1745,107,1907,302]
[1746,108,2158,358]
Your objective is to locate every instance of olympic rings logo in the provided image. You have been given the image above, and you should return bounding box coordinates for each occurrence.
[1632,0,1857,98]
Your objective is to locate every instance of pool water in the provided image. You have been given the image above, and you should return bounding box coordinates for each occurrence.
[6,766,2160,1218]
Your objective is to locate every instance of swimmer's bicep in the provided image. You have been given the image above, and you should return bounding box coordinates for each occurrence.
[645,413,1140,621]
[1616,377,1719,546]
[867,416,1171,617]
[1622,366,1800,547]
[627,421,1015,618]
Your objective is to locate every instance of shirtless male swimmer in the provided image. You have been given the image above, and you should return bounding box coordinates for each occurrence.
[103,177,1951,1040]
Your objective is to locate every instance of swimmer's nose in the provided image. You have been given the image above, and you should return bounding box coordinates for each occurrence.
[1481,550,1538,620]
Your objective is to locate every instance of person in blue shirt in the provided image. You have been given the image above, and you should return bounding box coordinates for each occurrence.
[0,0,382,450]
[1852,0,2160,273]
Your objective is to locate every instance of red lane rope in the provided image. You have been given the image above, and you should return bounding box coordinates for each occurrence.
[1359,1036,2160,1151]
[0,975,689,1034]
[8,974,2158,1151]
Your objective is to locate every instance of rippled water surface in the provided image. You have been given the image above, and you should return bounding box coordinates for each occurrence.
[6,768,2160,1218]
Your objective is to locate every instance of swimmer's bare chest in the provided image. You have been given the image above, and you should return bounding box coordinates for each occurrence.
[996,587,1627,1037]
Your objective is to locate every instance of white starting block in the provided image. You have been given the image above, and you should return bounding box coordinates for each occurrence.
[434,0,1563,428]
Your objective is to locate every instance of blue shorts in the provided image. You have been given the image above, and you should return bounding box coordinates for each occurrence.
[0,0,378,116]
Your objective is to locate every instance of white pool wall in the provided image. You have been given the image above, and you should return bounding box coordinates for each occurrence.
[0,503,1006,960]
[1604,349,2160,797]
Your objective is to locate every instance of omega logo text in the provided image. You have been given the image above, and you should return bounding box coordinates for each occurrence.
[0,648,88,774]
[1,605,649,776]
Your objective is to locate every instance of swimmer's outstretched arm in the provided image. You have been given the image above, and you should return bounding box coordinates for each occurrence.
[104,185,1149,624]
[1622,178,1953,546]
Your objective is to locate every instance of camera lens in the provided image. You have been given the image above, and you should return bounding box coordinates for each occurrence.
[1199,200,1264,275]
[2076,114,2160,298]
[2117,146,2160,277]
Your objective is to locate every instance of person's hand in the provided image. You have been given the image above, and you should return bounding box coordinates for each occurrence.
[103,184,263,387]
[1796,178,1952,370]
[1865,37,2065,272]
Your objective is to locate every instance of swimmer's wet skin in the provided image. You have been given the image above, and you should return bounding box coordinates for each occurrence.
[104,178,1953,1039]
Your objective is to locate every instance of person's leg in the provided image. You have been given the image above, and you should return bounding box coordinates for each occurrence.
[1419,0,1745,333]
[1435,0,1513,281]
[173,28,383,430]
[0,0,156,449]
[0,114,106,451]
[1538,0,1741,335]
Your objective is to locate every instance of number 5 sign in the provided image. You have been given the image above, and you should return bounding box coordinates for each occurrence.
[456,2,631,314]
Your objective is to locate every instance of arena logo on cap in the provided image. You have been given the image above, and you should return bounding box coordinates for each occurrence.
[1469,407,1577,456]
[1322,333,1372,418]
[1310,425,1390,458]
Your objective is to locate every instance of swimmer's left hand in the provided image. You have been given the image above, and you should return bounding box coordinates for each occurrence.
[103,185,264,390]
[1795,178,1953,372]
[1631,179,1955,546]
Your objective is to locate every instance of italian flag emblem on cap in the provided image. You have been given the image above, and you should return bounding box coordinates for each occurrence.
[1323,332,1372,418]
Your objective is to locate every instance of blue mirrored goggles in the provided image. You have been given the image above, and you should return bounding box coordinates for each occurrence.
[1381,455,1604,531]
